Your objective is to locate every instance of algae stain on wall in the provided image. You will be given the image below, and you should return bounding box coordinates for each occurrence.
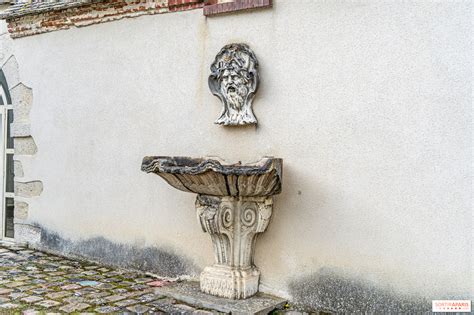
[39,227,199,278]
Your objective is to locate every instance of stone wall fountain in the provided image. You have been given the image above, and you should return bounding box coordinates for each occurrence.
[141,156,282,299]
[142,44,283,301]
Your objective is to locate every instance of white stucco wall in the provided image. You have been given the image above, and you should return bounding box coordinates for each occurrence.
[10,0,472,301]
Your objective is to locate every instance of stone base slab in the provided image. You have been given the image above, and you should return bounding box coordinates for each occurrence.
[200,265,260,299]
[154,281,287,315]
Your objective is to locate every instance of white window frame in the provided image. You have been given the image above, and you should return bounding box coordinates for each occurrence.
[0,85,14,242]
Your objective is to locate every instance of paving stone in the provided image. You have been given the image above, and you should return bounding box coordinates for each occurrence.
[103,271,123,276]
[126,290,154,298]
[149,297,195,313]
[0,288,13,294]
[61,283,82,290]
[44,281,67,287]
[63,296,85,304]
[75,287,98,295]
[97,283,115,290]
[119,280,135,286]
[58,304,80,313]
[126,304,151,314]
[88,274,105,280]
[78,280,100,286]
[72,302,91,311]
[47,256,62,261]
[14,276,31,281]
[114,298,138,307]
[45,291,72,299]
[102,277,121,283]
[105,294,127,302]
[30,287,51,294]
[85,291,110,299]
[87,297,108,305]
[0,296,10,303]
[5,281,25,288]
[0,302,20,309]
[63,273,83,279]
[59,302,91,312]
[134,277,154,283]
[111,288,129,294]
[35,299,61,308]
[21,295,43,303]
[10,292,28,300]
[192,310,216,315]
[131,284,150,291]
[94,305,120,313]
[45,276,64,282]
[84,265,99,270]
[30,279,47,284]
[138,293,162,303]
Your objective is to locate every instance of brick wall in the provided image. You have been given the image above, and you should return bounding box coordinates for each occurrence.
[6,0,205,38]
[5,0,272,38]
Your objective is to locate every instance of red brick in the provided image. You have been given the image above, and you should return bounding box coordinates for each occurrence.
[203,0,271,16]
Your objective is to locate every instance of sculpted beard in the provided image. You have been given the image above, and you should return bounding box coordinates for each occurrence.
[223,83,248,111]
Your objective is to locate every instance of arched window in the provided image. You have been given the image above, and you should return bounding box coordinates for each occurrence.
[0,69,14,239]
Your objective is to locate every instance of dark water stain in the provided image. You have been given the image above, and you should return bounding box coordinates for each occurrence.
[39,227,197,278]
[288,268,433,313]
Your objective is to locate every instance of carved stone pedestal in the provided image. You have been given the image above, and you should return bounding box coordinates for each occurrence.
[196,195,273,299]
[141,156,282,299]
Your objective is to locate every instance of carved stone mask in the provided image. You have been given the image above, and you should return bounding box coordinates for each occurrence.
[209,43,259,126]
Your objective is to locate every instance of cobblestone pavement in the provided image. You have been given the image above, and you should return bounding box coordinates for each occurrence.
[0,243,224,314]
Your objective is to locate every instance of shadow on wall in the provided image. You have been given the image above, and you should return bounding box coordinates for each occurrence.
[288,268,432,313]
[38,227,198,278]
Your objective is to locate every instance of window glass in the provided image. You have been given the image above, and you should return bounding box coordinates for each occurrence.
[5,197,14,238]
[7,109,13,149]
[6,154,13,193]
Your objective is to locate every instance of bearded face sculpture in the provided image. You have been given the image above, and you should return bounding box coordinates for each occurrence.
[209,44,259,126]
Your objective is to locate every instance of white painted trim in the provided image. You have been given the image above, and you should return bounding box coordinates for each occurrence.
[0,84,13,240]
[0,105,5,239]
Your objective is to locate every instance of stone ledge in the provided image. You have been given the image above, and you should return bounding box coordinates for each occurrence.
[154,281,286,314]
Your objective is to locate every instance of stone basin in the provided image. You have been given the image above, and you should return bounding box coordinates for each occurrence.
[141,156,282,197]
[141,156,283,299]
